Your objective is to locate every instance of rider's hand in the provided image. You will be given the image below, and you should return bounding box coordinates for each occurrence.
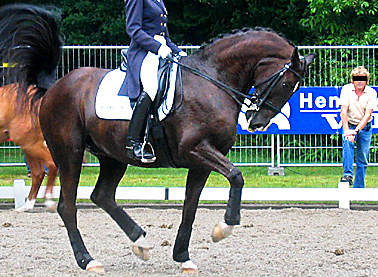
[178,51,188,57]
[158,45,172,59]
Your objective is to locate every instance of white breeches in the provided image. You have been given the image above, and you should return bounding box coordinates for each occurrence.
[140,52,159,101]
[140,35,167,101]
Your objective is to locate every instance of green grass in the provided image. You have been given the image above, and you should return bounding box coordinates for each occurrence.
[2,165,378,189]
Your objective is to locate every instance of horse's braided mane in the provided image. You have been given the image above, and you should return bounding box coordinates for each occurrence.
[198,27,295,51]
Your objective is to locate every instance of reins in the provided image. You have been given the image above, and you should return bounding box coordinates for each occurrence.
[166,55,305,113]
[166,56,247,106]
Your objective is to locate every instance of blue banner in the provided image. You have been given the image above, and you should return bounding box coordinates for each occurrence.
[237,86,378,135]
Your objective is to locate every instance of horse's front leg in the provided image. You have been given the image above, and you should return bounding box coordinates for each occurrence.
[211,165,244,243]
[184,141,244,242]
[173,168,210,273]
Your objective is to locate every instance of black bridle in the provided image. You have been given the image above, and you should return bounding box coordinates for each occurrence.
[250,62,305,113]
[167,55,304,114]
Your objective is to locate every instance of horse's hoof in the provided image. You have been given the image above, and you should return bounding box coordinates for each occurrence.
[132,245,150,261]
[15,206,28,212]
[86,260,105,273]
[44,200,57,213]
[181,260,198,274]
[211,222,234,242]
[15,199,36,212]
[132,235,152,261]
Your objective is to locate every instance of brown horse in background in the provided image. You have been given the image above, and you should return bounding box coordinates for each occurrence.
[0,4,62,211]
[0,84,58,211]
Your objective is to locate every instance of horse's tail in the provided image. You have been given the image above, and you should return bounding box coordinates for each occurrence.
[0,4,63,110]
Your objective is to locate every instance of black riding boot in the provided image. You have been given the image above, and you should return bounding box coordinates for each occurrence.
[126,91,156,163]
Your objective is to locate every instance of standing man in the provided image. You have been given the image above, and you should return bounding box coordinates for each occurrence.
[340,66,377,188]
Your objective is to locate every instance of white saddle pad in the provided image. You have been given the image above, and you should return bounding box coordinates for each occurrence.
[95,63,178,121]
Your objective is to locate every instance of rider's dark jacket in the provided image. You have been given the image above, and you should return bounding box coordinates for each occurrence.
[120,0,180,99]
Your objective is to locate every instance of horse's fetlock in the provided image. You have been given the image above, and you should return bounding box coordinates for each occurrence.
[76,255,92,270]
[173,250,190,263]
[130,225,146,242]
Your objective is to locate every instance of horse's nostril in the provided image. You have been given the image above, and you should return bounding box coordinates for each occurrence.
[248,122,263,132]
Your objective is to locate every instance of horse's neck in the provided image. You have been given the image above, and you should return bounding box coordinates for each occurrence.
[200,50,255,95]
[202,35,291,90]
[177,56,243,124]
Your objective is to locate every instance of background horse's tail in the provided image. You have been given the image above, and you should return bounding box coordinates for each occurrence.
[0,4,63,109]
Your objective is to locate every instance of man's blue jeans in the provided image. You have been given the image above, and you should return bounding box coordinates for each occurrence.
[342,124,372,188]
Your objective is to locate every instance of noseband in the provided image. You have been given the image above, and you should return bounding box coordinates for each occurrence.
[167,56,304,113]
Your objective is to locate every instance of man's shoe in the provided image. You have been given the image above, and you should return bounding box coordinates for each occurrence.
[340,175,353,187]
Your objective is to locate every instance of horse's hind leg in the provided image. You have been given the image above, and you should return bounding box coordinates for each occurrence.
[51,141,103,272]
[90,156,151,261]
[42,157,58,212]
[19,146,58,212]
[173,168,211,273]
[38,141,59,212]
[30,142,58,212]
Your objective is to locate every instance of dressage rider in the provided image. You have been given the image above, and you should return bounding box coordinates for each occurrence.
[120,0,187,163]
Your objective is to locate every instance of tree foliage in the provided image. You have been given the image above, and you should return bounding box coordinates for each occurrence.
[301,0,378,44]
[25,0,128,45]
[4,0,378,46]
[167,0,311,45]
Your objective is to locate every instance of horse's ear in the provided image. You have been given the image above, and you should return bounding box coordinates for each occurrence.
[304,53,316,66]
[290,47,301,71]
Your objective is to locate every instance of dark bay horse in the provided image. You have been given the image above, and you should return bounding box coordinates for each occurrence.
[0,4,62,211]
[25,29,314,272]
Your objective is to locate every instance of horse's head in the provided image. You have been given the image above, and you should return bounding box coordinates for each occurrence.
[246,48,316,132]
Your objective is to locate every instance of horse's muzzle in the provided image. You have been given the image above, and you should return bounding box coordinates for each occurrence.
[247,112,272,133]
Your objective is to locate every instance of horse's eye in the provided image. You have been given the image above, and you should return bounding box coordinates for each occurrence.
[282,82,288,88]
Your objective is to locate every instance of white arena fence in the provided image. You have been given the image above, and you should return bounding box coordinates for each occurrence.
[3,180,378,210]
[2,45,378,167]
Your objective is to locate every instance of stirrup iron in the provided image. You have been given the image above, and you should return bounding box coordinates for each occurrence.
[141,141,156,163]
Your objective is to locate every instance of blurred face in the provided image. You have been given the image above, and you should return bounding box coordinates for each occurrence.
[352,75,367,92]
